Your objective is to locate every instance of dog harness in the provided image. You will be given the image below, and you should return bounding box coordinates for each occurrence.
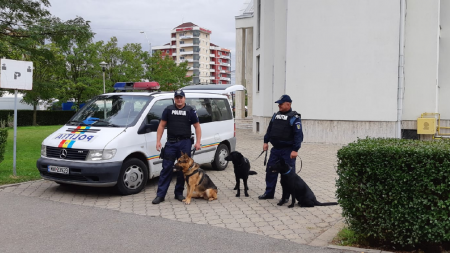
[185,168,205,187]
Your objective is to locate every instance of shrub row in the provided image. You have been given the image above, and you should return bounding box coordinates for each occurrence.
[0,110,76,126]
[0,128,7,164]
[336,138,450,247]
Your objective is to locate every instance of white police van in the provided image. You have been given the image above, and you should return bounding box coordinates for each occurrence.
[37,82,244,195]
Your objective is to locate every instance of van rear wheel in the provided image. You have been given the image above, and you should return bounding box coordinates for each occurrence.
[116,158,148,195]
[212,144,229,171]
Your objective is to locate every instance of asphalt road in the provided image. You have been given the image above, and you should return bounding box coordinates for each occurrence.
[0,191,351,253]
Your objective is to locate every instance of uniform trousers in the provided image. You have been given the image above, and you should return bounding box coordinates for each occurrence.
[264,147,296,197]
[156,139,192,198]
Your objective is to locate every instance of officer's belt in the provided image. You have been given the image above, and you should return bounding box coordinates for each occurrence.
[167,136,190,142]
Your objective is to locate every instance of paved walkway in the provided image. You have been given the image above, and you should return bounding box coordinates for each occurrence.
[0,129,343,246]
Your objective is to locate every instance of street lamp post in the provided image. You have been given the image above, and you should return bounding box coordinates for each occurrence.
[99,61,107,119]
[140,31,152,56]
[99,61,107,94]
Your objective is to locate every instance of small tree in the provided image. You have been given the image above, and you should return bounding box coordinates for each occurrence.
[143,51,192,91]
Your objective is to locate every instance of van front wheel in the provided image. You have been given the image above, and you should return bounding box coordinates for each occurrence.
[212,144,229,171]
[116,158,148,195]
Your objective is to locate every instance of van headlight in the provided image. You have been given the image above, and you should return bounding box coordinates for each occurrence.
[86,149,117,161]
[41,145,46,157]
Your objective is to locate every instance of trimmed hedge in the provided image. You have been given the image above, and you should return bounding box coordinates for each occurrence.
[336,138,450,247]
[0,128,7,164]
[0,110,75,126]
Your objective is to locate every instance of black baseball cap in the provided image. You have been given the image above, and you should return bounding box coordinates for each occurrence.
[174,89,185,97]
[275,94,292,104]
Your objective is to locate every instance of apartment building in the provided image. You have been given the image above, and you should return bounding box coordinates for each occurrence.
[152,22,231,85]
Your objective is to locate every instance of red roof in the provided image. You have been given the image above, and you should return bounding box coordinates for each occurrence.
[210,43,218,46]
[174,22,198,29]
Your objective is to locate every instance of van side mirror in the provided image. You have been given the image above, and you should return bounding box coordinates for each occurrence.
[138,119,160,134]
[149,119,160,132]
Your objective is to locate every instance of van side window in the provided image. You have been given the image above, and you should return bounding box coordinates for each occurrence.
[147,99,173,122]
[212,98,232,121]
[186,98,212,124]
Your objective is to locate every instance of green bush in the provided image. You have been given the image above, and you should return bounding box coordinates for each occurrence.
[336,138,450,247]
[0,110,75,126]
[0,128,7,164]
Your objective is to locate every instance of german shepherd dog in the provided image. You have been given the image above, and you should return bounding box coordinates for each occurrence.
[225,151,257,197]
[174,152,218,205]
[271,159,338,208]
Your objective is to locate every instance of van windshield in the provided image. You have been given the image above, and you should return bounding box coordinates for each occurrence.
[68,95,151,127]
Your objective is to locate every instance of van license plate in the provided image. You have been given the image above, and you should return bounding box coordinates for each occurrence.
[48,166,69,174]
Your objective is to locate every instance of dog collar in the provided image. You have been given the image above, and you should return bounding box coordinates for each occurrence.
[188,164,195,172]
[282,168,292,175]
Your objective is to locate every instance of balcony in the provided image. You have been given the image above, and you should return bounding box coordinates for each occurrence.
[221,55,230,59]
[209,69,215,72]
[219,62,230,67]
[210,54,215,57]
[180,51,195,55]
[210,61,215,65]
[180,35,193,40]
[171,37,176,41]
[186,59,199,62]
[172,53,177,56]
[220,70,225,73]
[220,77,231,81]
[209,76,215,80]
[179,43,194,48]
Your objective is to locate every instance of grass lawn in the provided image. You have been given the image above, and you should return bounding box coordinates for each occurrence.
[0,125,62,185]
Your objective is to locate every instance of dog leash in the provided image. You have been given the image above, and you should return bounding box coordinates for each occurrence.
[253,150,268,166]
[191,148,196,159]
[296,155,303,174]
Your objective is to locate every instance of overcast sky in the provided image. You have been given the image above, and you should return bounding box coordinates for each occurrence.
[47,0,246,71]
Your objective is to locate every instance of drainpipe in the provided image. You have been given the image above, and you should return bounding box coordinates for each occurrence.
[435,0,441,114]
[397,0,406,139]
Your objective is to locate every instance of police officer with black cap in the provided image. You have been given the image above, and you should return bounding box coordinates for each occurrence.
[152,89,201,204]
[258,94,304,200]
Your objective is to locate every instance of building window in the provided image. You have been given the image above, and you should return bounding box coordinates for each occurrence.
[166,50,169,53]
[257,55,260,92]
[257,0,261,49]
[180,56,185,60]
[180,49,185,52]
[180,41,185,44]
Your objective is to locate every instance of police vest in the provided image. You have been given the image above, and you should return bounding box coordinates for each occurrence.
[269,111,300,142]
[166,105,193,138]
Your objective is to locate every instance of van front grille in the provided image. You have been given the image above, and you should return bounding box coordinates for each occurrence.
[46,146,89,161]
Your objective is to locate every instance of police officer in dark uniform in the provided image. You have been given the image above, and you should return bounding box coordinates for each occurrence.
[258,94,304,200]
[152,89,201,204]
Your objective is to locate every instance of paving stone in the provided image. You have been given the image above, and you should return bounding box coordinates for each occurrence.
[1,129,343,246]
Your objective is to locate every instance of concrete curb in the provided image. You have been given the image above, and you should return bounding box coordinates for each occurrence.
[309,219,345,247]
[327,245,394,253]
[0,179,44,189]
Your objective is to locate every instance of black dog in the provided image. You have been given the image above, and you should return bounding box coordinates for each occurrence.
[271,159,338,208]
[225,151,257,197]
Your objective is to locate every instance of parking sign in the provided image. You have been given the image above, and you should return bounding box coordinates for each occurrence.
[0,59,33,90]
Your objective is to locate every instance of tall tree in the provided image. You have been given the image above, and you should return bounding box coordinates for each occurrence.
[0,0,93,59]
[143,51,192,91]
[57,41,103,109]
[20,43,63,125]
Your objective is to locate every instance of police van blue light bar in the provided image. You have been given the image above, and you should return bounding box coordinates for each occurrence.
[113,82,160,91]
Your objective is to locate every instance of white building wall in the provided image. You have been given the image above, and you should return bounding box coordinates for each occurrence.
[272,0,288,113]
[403,0,440,120]
[438,0,450,119]
[286,0,399,121]
[252,0,275,118]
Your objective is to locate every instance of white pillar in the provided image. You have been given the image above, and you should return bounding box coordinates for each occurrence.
[235,28,246,119]
[245,28,254,118]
